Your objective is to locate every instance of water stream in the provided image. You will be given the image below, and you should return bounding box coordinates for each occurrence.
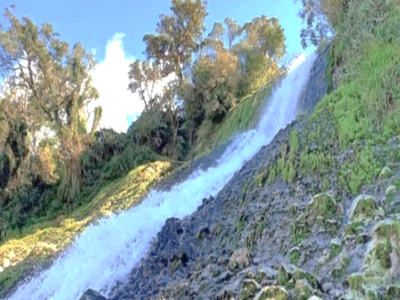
[8,52,316,300]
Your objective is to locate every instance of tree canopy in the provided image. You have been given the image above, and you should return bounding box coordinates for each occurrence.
[0,9,102,201]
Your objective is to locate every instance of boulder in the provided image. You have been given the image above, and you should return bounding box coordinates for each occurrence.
[254,286,288,300]
[79,289,107,300]
[229,248,252,270]
[379,166,393,180]
[348,195,379,221]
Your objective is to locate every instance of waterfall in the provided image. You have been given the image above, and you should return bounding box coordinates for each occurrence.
[7,52,317,300]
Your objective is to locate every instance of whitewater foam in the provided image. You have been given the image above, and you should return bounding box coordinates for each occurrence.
[7,52,316,300]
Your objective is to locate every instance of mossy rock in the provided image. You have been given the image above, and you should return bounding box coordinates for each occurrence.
[240,279,261,300]
[254,286,288,300]
[348,195,379,222]
[277,264,294,286]
[385,185,396,204]
[385,285,400,300]
[290,247,301,264]
[365,220,400,278]
[292,268,319,290]
[307,192,337,222]
[348,273,365,292]
[379,167,393,180]
[294,279,313,300]
[329,238,342,258]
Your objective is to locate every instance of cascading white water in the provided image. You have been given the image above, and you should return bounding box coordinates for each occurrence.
[7,52,316,300]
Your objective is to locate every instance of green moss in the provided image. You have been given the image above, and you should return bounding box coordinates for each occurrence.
[237,215,246,234]
[267,165,277,183]
[291,213,309,244]
[287,163,296,183]
[313,43,400,151]
[214,224,223,236]
[290,247,301,264]
[255,168,268,187]
[300,150,335,176]
[349,273,364,292]
[288,130,299,163]
[338,147,381,194]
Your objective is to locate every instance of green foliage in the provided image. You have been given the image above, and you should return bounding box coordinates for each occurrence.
[288,130,299,163]
[0,153,10,189]
[143,0,207,79]
[296,0,346,48]
[0,9,102,202]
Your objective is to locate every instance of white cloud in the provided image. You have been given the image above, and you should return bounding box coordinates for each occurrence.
[89,33,142,133]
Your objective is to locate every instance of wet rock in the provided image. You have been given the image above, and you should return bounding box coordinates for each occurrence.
[329,289,343,298]
[79,289,107,300]
[196,226,210,240]
[256,266,278,282]
[229,248,252,270]
[214,287,236,300]
[330,238,342,248]
[294,279,314,300]
[240,279,261,300]
[322,282,335,293]
[254,286,288,300]
[296,43,329,113]
[216,271,234,284]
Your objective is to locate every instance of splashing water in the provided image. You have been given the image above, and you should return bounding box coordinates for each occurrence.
[7,53,316,300]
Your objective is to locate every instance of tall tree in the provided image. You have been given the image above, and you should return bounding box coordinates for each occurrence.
[233,15,286,95]
[224,18,241,52]
[0,9,102,202]
[295,0,348,48]
[143,0,208,79]
[128,60,162,112]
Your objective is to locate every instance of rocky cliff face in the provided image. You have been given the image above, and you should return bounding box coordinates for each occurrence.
[81,46,400,300]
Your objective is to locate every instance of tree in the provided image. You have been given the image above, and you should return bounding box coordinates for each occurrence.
[0,9,102,202]
[190,52,240,123]
[224,18,241,52]
[0,88,34,189]
[295,0,349,48]
[143,0,208,79]
[128,60,161,112]
[233,15,286,95]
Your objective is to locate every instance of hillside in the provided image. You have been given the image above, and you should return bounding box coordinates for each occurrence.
[80,0,400,299]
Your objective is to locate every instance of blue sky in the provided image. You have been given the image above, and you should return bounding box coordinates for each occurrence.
[1,0,315,132]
